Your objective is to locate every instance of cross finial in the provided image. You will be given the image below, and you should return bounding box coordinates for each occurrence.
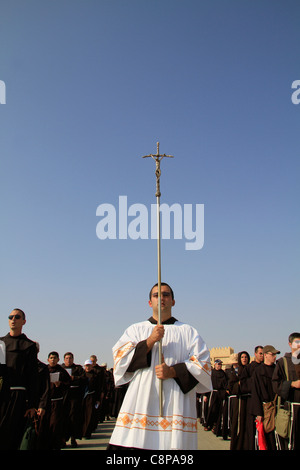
[142,141,174,161]
[142,142,174,197]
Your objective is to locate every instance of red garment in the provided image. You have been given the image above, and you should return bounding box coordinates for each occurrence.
[255,419,267,450]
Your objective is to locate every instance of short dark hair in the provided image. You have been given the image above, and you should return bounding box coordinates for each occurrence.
[12,308,26,320]
[64,352,74,358]
[288,332,300,344]
[149,283,174,300]
[254,345,263,353]
[48,351,59,359]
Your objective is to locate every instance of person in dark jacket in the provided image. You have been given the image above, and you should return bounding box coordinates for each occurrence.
[228,351,250,450]
[35,342,51,449]
[272,332,300,450]
[62,352,87,448]
[47,351,71,449]
[205,359,228,436]
[239,345,264,449]
[0,309,39,450]
[251,345,280,450]
[82,359,102,438]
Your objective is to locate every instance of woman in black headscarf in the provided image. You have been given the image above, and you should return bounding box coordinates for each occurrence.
[227,351,250,450]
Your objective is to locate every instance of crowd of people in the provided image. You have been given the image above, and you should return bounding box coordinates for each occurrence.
[197,339,300,451]
[0,304,299,451]
[0,308,122,450]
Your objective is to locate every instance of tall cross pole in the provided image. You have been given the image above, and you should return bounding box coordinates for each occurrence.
[142,142,174,416]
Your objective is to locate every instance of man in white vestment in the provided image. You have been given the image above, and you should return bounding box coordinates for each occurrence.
[108,283,212,450]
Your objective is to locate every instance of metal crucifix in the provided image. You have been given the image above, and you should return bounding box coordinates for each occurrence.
[142,142,174,416]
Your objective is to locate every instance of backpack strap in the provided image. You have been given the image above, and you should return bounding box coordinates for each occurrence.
[283,356,289,381]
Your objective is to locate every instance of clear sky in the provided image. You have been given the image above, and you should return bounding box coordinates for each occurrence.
[0,0,299,368]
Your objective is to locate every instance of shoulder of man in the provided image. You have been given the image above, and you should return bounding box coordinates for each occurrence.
[0,333,12,342]
[17,334,38,351]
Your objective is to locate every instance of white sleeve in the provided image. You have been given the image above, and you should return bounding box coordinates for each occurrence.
[185,329,212,394]
[112,325,139,387]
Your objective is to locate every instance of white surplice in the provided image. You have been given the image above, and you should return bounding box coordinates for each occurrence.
[109,319,212,450]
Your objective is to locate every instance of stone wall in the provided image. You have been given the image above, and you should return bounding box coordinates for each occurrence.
[210,346,253,368]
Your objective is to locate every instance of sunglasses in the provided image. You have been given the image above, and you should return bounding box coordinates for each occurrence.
[8,314,22,320]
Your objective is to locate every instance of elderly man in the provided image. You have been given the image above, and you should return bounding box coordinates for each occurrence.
[251,345,280,450]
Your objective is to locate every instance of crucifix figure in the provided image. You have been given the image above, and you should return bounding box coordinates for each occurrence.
[142,142,174,197]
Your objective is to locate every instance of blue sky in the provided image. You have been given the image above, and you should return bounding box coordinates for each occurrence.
[0,0,299,367]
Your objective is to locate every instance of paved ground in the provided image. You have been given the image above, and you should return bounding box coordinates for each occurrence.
[64,418,230,451]
[197,422,230,450]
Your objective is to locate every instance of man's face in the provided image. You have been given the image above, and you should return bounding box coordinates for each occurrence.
[215,362,222,370]
[254,348,263,363]
[48,355,59,367]
[8,310,26,332]
[64,354,73,367]
[148,285,175,314]
[264,352,277,365]
[289,338,300,353]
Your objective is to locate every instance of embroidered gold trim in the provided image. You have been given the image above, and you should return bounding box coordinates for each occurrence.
[113,341,136,369]
[189,356,211,375]
[115,411,197,433]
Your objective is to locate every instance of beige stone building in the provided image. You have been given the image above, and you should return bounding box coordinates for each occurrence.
[210,346,234,369]
[210,346,253,369]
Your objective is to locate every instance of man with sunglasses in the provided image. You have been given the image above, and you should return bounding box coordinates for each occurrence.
[108,283,212,450]
[0,309,39,449]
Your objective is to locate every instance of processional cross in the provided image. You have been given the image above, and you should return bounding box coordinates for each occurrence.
[142,142,174,416]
